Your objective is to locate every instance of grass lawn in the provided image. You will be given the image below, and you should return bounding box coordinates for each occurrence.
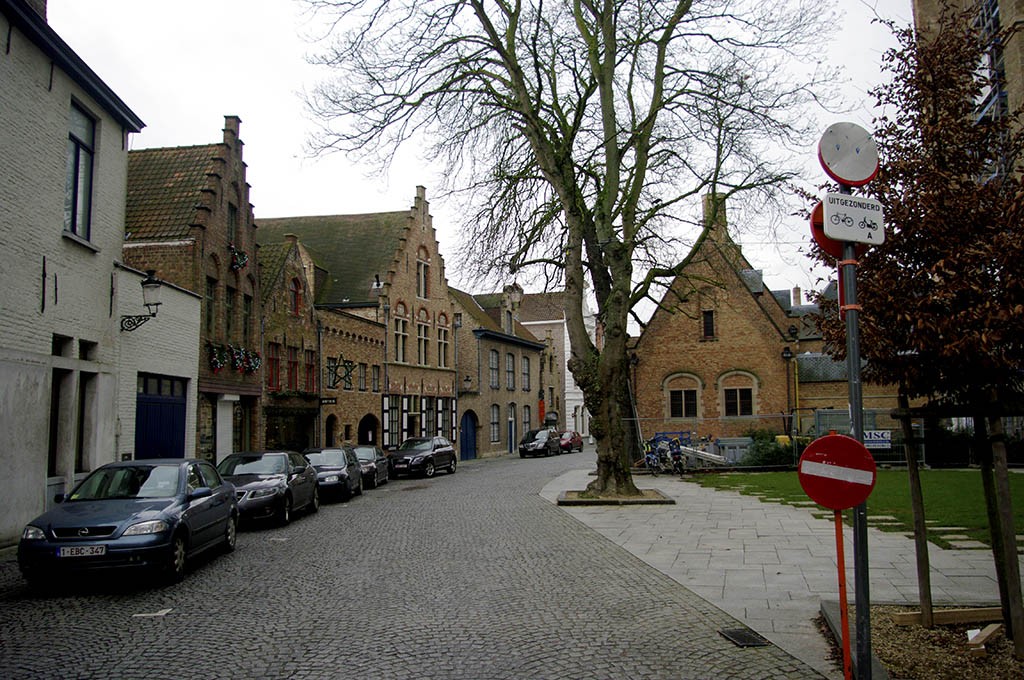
[687,469,1024,550]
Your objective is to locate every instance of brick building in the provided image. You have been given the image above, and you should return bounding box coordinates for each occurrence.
[630,196,904,455]
[123,116,263,461]
[257,187,456,450]
[0,0,148,544]
[450,285,548,459]
[317,307,385,447]
[258,236,320,450]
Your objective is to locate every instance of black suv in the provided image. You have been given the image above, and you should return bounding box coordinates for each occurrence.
[518,429,560,457]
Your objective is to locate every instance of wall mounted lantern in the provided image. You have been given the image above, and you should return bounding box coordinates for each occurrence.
[120,270,162,332]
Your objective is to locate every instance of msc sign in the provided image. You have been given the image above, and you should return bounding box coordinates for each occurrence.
[863,430,892,450]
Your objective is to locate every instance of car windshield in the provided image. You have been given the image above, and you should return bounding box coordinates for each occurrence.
[304,450,346,467]
[521,430,541,444]
[70,464,181,500]
[397,439,431,452]
[353,447,377,462]
[218,454,288,475]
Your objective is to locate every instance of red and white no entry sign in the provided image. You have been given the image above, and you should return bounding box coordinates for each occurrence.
[798,434,876,510]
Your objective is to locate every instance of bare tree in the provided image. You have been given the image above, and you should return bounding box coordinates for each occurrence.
[305,0,834,495]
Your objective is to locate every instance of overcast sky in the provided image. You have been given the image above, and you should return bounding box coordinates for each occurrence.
[47,0,912,296]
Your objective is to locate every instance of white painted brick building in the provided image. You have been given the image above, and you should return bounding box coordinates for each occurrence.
[0,0,198,546]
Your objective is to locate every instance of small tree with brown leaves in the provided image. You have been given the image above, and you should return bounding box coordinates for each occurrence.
[813,2,1024,653]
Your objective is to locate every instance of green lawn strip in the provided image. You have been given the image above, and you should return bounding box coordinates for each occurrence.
[687,470,1024,550]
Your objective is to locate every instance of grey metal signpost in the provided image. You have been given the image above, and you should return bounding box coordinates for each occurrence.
[818,122,884,679]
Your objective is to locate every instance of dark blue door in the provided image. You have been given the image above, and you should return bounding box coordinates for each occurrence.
[135,374,186,459]
[459,411,477,461]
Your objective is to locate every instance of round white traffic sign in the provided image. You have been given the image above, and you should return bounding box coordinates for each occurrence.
[818,122,879,187]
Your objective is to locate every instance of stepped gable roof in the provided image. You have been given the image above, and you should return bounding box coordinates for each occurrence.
[256,211,408,306]
[256,242,290,306]
[126,144,222,241]
[518,292,566,322]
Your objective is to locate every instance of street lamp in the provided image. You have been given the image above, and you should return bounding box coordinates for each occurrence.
[120,270,162,332]
[781,346,795,457]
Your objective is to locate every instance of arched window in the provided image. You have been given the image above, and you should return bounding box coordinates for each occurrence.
[664,373,701,420]
[488,350,500,388]
[489,404,500,442]
[416,247,430,298]
[719,370,757,417]
[289,278,302,316]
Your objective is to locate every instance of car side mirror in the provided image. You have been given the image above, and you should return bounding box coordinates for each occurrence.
[189,487,213,501]
[53,493,66,504]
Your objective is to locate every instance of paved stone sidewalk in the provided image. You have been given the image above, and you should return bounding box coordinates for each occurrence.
[541,469,1014,680]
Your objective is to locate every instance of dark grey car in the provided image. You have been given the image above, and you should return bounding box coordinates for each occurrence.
[217,451,319,525]
[353,445,389,489]
[518,429,560,457]
[390,437,457,478]
[303,447,363,501]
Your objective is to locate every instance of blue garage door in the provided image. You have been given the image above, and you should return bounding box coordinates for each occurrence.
[135,374,187,459]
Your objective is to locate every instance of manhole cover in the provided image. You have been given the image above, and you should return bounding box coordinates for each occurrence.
[719,628,771,648]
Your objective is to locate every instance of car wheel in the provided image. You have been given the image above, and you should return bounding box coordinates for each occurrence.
[165,533,187,584]
[424,460,436,478]
[309,485,320,514]
[223,514,238,553]
[519,452,526,458]
[277,494,293,526]
[448,457,457,474]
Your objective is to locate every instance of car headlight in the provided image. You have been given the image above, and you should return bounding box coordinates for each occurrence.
[123,519,170,536]
[324,475,340,483]
[22,525,45,540]
[249,488,278,499]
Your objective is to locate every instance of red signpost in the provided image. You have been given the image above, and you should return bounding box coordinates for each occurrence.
[799,434,877,680]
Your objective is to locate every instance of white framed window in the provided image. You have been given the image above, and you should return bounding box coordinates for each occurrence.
[64,103,95,239]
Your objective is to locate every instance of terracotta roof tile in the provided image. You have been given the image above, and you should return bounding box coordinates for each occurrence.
[125,145,222,241]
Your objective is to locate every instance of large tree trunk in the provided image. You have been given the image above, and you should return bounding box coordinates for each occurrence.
[986,397,1024,657]
[899,393,933,627]
[584,350,641,497]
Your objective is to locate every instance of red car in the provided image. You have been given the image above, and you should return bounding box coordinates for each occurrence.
[559,431,583,453]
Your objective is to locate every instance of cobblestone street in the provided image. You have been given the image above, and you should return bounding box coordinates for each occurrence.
[0,452,822,679]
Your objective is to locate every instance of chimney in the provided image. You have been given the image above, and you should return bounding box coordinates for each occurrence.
[792,286,802,306]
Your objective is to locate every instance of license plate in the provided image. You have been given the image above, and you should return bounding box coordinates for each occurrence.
[395,462,407,468]
[58,545,106,558]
